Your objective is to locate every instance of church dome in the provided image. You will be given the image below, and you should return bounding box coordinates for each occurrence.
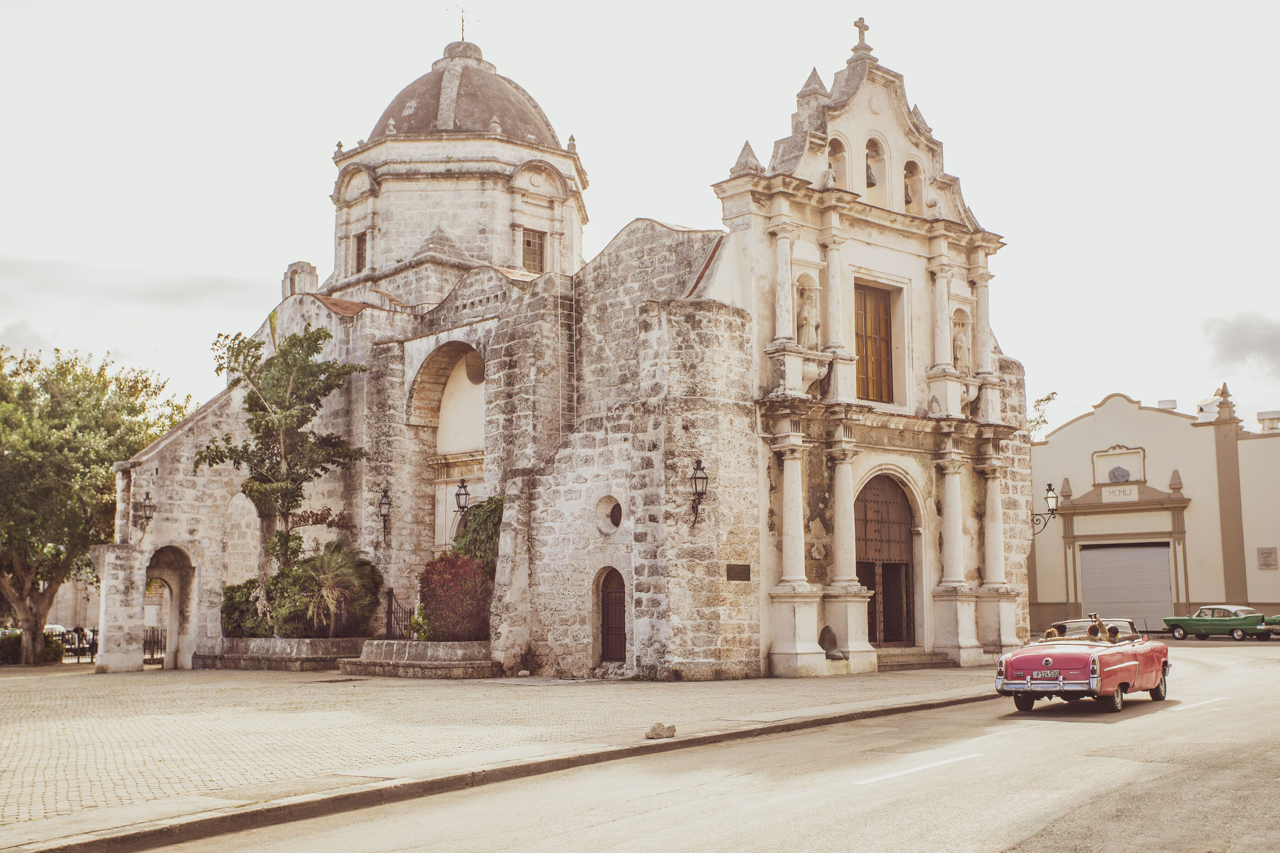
[368,41,560,148]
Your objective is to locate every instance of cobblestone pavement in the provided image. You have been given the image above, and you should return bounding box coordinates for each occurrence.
[0,664,990,827]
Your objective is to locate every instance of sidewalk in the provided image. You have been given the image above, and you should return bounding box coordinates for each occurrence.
[0,663,996,852]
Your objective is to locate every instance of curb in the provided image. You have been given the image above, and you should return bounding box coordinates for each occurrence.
[12,691,999,853]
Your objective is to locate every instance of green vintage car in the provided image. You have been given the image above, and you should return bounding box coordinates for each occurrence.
[1163,605,1280,641]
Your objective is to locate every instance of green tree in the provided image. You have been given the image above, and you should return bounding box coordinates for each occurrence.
[0,347,191,664]
[194,325,366,568]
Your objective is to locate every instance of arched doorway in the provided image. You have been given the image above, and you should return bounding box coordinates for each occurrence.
[855,475,914,646]
[144,546,195,670]
[599,569,626,662]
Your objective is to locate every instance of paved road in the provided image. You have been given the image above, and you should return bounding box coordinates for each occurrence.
[155,643,1280,853]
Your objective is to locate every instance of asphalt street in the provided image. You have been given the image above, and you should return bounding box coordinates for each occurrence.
[155,642,1280,853]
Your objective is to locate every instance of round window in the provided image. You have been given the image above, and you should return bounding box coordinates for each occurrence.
[595,496,622,534]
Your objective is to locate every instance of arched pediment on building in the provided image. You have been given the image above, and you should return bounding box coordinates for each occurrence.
[330,163,381,206]
[424,265,523,334]
[508,159,569,199]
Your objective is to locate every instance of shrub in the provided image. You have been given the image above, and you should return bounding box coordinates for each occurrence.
[453,496,503,578]
[0,632,64,665]
[418,552,492,641]
[219,541,383,639]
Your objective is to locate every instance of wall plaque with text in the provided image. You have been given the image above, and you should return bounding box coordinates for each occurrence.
[1259,547,1279,571]
[726,564,751,582]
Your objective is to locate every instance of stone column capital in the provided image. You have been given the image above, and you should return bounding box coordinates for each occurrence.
[971,270,994,286]
[772,443,807,461]
[927,262,957,280]
[826,443,859,463]
[976,462,1006,479]
[821,234,850,250]
[770,221,802,240]
[936,457,966,476]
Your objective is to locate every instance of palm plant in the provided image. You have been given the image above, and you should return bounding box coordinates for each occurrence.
[299,538,373,638]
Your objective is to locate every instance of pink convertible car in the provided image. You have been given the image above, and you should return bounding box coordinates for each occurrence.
[996,617,1170,713]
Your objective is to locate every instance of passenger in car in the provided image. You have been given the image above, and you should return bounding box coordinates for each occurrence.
[1106,625,1121,643]
[1041,627,1060,640]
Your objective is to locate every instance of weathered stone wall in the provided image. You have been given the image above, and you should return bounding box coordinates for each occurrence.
[996,354,1033,643]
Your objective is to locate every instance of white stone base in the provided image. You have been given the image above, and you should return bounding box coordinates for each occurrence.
[932,584,986,667]
[769,582,828,678]
[94,652,143,673]
[977,585,1022,654]
[822,583,878,673]
[823,351,859,404]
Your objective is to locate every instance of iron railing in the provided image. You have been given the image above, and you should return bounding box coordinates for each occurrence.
[142,627,167,664]
[57,630,97,663]
[384,589,413,639]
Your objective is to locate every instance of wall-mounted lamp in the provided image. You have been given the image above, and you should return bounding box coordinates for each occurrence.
[139,492,156,531]
[378,487,392,542]
[1031,483,1059,535]
[690,459,709,527]
[454,478,470,513]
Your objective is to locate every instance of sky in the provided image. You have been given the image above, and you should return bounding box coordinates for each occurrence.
[1,0,1278,431]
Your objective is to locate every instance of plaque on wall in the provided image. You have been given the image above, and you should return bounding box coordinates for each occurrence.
[1260,547,1279,571]
[726,564,751,582]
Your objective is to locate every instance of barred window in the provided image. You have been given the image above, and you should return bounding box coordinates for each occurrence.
[353,232,367,273]
[522,229,546,274]
[855,285,893,403]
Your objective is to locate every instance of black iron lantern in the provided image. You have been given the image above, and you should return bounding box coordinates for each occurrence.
[690,459,709,527]
[1032,483,1059,535]
[454,478,470,512]
[140,491,155,528]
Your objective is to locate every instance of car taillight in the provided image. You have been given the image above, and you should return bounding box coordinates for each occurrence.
[997,656,1006,678]
[1089,656,1099,677]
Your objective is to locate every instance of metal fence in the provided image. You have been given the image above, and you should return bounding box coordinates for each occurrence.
[384,589,413,639]
[56,630,97,663]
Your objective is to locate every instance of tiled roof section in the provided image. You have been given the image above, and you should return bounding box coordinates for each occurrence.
[310,294,372,317]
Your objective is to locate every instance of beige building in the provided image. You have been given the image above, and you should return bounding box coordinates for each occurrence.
[1030,388,1280,632]
[94,24,1031,678]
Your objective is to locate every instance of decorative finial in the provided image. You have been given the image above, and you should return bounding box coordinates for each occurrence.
[855,17,870,47]
[567,135,577,153]
[459,5,468,41]
[729,141,763,177]
[386,117,397,135]
[489,115,502,134]
[335,141,344,154]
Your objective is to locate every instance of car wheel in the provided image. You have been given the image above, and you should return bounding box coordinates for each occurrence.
[1149,670,1167,701]
[1063,695,1081,702]
[1171,626,1187,640]
[1231,628,1246,642]
[1104,687,1124,713]
[1258,632,1272,641]
[1195,634,1209,641]
[1013,694,1036,713]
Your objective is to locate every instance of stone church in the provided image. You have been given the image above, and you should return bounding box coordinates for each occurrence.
[95,23,1032,679]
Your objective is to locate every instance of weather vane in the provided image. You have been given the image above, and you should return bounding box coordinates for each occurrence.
[456,5,470,42]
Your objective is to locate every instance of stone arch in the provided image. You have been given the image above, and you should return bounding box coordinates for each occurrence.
[851,465,928,648]
[904,159,924,215]
[591,566,630,668]
[863,136,889,207]
[144,545,196,670]
[407,341,488,552]
[508,159,569,198]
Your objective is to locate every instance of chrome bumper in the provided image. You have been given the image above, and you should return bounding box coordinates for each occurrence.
[996,675,1099,695]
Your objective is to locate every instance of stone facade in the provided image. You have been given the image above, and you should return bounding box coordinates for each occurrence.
[96,28,1029,678]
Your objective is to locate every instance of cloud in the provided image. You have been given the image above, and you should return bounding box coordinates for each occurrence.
[0,319,53,353]
[0,255,262,310]
[1203,315,1280,377]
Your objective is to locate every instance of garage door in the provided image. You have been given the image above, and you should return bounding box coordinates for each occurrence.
[1079,543,1173,632]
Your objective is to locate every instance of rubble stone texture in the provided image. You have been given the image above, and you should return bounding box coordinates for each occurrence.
[95,31,1029,679]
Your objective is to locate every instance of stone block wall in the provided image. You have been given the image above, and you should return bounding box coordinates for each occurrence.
[996,354,1034,643]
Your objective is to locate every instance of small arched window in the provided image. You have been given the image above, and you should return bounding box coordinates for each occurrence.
[904,161,923,215]
[827,139,847,190]
[864,140,887,206]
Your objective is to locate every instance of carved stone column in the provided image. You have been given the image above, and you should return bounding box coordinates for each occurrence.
[930,264,953,370]
[769,428,825,677]
[972,270,1002,422]
[821,236,858,403]
[976,460,1021,653]
[823,436,877,673]
[933,452,983,665]
[938,456,967,586]
[981,464,1006,586]
[772,223,799,343]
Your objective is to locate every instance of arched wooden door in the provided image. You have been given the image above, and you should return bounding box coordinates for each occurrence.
[854,476,915,647]
[600,569,626,662]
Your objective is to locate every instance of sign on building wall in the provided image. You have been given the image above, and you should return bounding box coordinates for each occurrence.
[1259,547,1279,571]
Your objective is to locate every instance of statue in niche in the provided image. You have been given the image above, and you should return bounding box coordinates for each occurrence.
[797,291,820,350]
[951,317,971,376]
[1108,466,1131,483]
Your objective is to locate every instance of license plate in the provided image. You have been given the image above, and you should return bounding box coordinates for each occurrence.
[1034,670,1059,679]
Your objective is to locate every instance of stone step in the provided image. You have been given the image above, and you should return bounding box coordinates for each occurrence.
[337,658,503,679]
[875,648,959,672]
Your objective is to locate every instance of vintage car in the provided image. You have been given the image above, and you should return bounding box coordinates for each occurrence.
[995,617,1170,713]
[1162,605,1279,641]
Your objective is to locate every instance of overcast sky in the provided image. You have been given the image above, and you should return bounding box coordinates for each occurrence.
[2,0,1278,431]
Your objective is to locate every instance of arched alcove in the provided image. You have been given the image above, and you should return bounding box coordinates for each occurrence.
[904,160,923,215]
[144,546,196,670]
[864,139,887,207]
[827,139,847,190]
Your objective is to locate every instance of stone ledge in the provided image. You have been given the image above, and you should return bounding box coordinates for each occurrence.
[336,659,503,679]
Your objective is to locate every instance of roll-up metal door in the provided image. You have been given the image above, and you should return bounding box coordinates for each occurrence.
[1079,543,1173,632]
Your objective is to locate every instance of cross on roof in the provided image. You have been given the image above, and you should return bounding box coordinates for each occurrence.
[855,17,870,46]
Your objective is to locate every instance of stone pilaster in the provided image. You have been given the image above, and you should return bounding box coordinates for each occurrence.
[93,544,145,673]
[822,236,847,351]
[973,270,1002,422]
[975,462,1020,653]
[937,456,967,586]
[926,263,964,417]
[771,223,800,343]
[933,453,983,665]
